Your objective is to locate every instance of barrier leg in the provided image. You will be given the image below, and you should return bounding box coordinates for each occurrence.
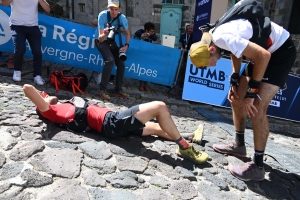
[167,51,184,93]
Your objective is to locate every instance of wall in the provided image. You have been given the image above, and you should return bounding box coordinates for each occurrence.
[210,0,228,23]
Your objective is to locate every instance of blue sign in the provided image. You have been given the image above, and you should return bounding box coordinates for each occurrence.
[0,5,181,86]
[183,57,300,122]
[193,0,212,42]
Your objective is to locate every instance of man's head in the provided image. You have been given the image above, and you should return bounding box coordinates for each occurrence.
[187,24,193,35]
[189,32,222,68]
[185,24,190,32]
[144,22,155,35]
[108,0,120,18]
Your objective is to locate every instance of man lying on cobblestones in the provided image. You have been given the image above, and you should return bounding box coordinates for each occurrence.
[23,84,208,164]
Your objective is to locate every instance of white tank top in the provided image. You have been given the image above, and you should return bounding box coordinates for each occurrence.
[9,0,39,26]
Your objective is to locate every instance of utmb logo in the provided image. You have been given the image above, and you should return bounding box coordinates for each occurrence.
[189,64,226,81]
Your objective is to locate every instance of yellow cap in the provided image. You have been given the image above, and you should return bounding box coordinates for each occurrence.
[189,32,212,68]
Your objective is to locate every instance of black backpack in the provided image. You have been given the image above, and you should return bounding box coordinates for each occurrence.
[200,0,271,49]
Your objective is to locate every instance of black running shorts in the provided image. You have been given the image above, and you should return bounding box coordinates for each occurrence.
[242,37,296,87]
[101,105,145,138]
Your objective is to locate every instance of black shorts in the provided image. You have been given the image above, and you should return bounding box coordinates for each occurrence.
[242,37,296,87]
[101,105,145,138]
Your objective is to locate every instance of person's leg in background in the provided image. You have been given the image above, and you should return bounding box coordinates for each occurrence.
[11,25,27,82]
[113,46,128,98]
[96,41,116,100]
[109,75,115,84]
[139,80,145,91]
[144,81,151,91]
[26,26,44,85]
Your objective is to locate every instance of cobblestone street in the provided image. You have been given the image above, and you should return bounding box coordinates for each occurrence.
[0,62,300,200]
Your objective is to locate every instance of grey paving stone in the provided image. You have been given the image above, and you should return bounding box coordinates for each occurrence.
[148,159,180,179]
[175,166,197,181]
[260,180,290,199]
[105,171,139,188]
[0,161,24,181]
[82,157,116,174]
[162,152,183,166]
[169,180,198,200]
[21,132,43,140]
[142,187,173,200]
[290,189,300,200]
[89,188,142,200]
[48,129,96,143]
[9,141,45,161]
[149,175,170,189]
[30,149,82,178]
[200,170,229,191]
[115,155,148,173]
[196,181,239,200]
[0,186,23,200]
[143,168,156,176]
[0,152,6,167]
[79,141,112,160]
[20,169,53,187]
[6,126,22,137]
[218,169,247,191]
[0,183,11,194]
[82,169,107,187]
[21,125,44,134]
[138,148,161,161]
[108,141,141,157]
[40,180,89,200]
[45,141,78,150]
[269,170,294,188]
[152,140,172,153]
[0,127,18,150]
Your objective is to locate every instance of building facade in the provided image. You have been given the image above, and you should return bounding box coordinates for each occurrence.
[47,0,299,74]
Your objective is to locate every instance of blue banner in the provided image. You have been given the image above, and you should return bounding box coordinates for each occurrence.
[0,5,181,86]
[183,57,300,122]
[193,0,212,42]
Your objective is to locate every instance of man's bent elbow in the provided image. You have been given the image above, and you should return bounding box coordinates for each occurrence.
[23,84,34,93]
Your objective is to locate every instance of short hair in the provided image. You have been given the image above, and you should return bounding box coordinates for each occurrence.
[144,22,155,31]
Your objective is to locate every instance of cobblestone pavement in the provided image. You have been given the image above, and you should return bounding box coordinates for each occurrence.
[0,62,300,200]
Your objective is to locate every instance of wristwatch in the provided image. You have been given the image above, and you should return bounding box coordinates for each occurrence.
[125,43,129,48]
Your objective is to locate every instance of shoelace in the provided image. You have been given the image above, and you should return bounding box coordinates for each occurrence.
[191,146,202,156]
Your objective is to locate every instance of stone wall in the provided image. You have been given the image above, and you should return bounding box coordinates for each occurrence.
[49,0,197,43]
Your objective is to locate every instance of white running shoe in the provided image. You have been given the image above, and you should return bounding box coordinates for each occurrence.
[34,75,45,85]
[13,71,21,81]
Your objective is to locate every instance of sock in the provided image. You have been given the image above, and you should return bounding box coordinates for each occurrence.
[235,131,245,146]
[175,136,190,150]
[254,150,264,169]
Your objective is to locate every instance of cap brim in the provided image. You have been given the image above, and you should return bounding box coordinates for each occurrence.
[107,3,119,8]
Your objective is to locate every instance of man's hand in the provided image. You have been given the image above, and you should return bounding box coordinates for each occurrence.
[227,72,240,102]
[227,85,239,103]
[243,98,257,118]
[142,33,150,38]
[120,45,128,53]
